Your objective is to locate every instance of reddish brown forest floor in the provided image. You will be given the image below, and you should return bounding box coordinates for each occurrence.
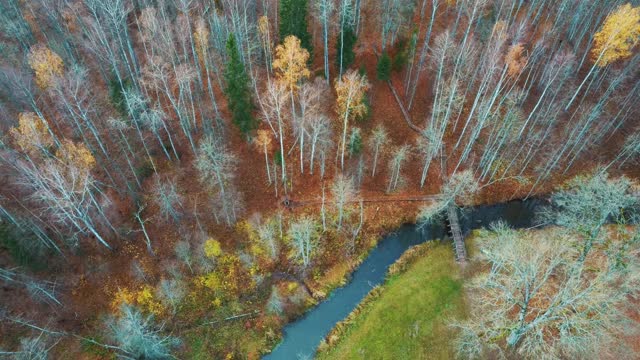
[1,41,639,358]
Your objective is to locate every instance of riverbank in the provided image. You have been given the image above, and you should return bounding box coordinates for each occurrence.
[263,220,445,359]
[264,198,540,358]
[316,241,466,359]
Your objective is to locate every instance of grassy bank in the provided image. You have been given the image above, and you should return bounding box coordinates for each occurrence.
[316,241,466,360]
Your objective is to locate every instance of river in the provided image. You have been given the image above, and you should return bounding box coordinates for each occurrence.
[263,199,541,359]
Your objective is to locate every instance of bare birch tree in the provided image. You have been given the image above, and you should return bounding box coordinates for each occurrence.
[454,223,640,359]
[287,216,319,269]
[196,136,242,225]
[367,125,389,177]
[332,174,357,230]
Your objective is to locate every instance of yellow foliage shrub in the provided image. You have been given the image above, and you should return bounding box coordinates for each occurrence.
[111,288,136,312]
[110,285,165,315]
[250,243,265,258]
[204,238,223,258]
[199,272,222,291]
[286,281,299,293]
[236,220,258,242]
[136,285,164,315]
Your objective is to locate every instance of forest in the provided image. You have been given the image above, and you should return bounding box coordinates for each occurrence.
[0,0,639,358]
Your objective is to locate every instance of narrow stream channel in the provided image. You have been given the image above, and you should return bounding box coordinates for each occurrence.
[263,199,541,359]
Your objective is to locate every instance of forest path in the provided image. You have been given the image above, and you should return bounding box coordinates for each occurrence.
[288,194,440,207]
[387,80,424,135]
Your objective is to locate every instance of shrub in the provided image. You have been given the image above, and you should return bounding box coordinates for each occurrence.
[203,238,223,258]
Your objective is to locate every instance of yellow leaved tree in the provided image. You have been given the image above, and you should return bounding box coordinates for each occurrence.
[567,3,640,110]
[272,35,311,176]
[57,139,96,171]
[27,44,64,89]
[11,112,54,156]
[591,3,640,66]
[56,139,97,193]
[273,35,310,92]
[15,137,109,248]
[335,70,370,169]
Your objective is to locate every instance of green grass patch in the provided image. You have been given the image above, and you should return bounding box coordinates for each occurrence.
[317,242,467,360]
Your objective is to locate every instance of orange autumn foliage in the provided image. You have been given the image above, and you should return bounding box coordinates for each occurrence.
[273,35,310,92]
[57,140,96,170]
[28,44,64,89]
[255,129,273,152]
[506,43,528,77]
[11,112,54,156]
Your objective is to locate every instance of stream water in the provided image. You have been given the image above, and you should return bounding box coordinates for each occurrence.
[263,199,541,359]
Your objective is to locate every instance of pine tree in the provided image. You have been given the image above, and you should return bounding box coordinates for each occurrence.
[376,52,392,80]
[224,34,257,136]
[348,127,363,156]
[279,0,313,54]
[336,26,357,73]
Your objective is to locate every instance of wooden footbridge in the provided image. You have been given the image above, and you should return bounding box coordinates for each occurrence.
[446,204,467,263]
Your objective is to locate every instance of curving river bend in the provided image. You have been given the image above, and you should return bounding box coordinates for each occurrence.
[263,199,540,359]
